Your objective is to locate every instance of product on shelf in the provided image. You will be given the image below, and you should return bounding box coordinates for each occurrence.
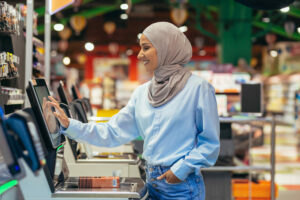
[0,86,24,105]
[0,1,21,35]
[0,51,19,78]
[265,74,300,125]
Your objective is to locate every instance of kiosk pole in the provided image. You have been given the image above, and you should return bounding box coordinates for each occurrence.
[44,0,51,86]
[25,0,34,107]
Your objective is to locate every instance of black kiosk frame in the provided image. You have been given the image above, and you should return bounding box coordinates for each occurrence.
[25,79,145,199]
[26,79,64,192]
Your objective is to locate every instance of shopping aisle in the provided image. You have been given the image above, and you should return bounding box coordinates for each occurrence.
[252,123,300,199]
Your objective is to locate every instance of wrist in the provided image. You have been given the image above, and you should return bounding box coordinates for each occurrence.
[64,119,70,129]
[62,118,70,129]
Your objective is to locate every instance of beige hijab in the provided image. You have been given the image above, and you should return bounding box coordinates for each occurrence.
[143,22,192,107]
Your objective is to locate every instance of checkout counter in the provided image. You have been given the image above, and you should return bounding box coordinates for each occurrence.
[0,80,144,200]
[57,82,141,177]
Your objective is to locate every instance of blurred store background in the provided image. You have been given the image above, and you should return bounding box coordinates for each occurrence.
[2,0,300,199]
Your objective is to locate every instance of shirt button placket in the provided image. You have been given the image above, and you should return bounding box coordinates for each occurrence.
[148,111,160,154]
[153,111,160,136]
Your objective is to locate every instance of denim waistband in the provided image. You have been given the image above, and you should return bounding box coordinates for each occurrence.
[146,164,171,174]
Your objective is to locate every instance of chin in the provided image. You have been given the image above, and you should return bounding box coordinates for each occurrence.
[144,66,152,73]
[146,69,154,74]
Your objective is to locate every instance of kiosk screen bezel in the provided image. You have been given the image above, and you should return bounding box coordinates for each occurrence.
[26,79,62,149]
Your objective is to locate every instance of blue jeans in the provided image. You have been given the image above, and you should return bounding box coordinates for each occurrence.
[144,165,205,200]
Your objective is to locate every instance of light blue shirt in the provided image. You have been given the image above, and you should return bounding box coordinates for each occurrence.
[62,74,220,181]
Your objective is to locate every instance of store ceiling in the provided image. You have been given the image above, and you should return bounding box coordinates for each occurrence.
[13,1,300,45]
[9,0,300,69]
[36,0,218,58]
[36,0,218,46]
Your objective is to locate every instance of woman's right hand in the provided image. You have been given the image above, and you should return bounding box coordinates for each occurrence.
[46,96,70,129]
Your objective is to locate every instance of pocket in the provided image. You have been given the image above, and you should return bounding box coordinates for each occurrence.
[163,179,184,185]
[156,178,190,198]
[186,175,204,199]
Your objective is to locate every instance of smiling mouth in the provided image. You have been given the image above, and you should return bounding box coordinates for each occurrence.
[143,61,149,65]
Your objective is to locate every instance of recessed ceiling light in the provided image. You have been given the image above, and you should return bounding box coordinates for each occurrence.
[54,23,64,31]
[63,57,71,65]
[120,13,128,20]
[262,17,270,23]
[270,50,278,57]
[280,6,290,13]
[120,3,128,10]
[85,42,94,51]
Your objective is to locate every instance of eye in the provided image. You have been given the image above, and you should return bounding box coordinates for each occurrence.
[143,46,150,51]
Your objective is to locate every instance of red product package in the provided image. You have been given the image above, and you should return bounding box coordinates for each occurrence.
[79,176,120,188]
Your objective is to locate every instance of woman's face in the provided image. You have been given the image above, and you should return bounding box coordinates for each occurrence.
[137,34,158,73]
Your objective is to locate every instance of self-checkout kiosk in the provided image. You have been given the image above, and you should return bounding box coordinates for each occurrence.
[57,81,141,178]
[17,79,145,200]
[0,106,46,200]
[0,110,24,200]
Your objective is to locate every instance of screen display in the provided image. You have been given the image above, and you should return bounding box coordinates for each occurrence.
[33,85,61,147]
[241,83,262,113]
[58,82,73,105]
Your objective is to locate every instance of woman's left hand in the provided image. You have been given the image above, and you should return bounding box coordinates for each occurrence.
[157,170,182,184]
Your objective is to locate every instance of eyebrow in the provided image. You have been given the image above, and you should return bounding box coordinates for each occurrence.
[140,43,151,46]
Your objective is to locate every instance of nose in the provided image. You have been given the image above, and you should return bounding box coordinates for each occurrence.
[137,50,144,60]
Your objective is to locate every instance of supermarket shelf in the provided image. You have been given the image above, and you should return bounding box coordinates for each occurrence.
[220,116,272,123]
[6,100,24,105]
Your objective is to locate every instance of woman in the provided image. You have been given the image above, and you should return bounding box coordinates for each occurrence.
[48,22,220,200]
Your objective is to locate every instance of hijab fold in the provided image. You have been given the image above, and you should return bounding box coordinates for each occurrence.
[143,22,192,107]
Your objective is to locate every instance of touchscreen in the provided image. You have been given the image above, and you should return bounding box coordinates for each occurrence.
[34,85,60,147]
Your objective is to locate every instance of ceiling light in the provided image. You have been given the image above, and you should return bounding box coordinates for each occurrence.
[54,23,64,31]
[120,3,128,10]
[280,6,290,13]
[85,42,94,51]
[262,17,270,23]
[63,57,71,65]
[270,50,278,57]
[120,13,128,20]
[297,27,300,34]
[137,33,142,39]
[179,25,188,32]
